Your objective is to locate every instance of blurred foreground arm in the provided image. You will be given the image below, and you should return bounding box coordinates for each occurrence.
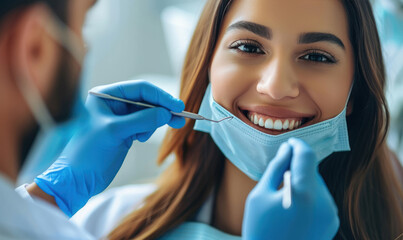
[243,138,339,240]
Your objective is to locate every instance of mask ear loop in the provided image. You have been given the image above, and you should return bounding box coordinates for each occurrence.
[44,11,84,66]
[15,70,56,131]
[344,80,355,110]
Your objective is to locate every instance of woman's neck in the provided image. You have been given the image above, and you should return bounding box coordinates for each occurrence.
[213,160,257,236]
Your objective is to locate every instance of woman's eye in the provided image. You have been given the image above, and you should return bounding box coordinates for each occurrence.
[230,40,265,55]
[300,51,336,64]
[238,44,263,54]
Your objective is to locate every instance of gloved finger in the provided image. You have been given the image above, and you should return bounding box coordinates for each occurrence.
[85,93,118,114]
[168,115,186,129]
[137,130,156,142]
[98,80,185,113]
[288,138,317,184]
[257,142,292,192]
[113,107,172,139]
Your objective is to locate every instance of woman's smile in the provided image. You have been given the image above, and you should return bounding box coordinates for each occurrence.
[238,105,315,134]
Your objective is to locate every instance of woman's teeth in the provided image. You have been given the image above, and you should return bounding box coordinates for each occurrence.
[247,113,302,131]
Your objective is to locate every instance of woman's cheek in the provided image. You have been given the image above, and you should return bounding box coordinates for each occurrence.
[211,63,254,108]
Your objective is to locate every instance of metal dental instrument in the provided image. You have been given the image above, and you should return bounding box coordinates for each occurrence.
[89,91,233,123]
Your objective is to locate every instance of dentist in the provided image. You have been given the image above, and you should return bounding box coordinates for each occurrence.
[0,0,185,239]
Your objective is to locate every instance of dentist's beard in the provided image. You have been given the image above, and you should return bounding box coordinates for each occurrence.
[46,50,81,123]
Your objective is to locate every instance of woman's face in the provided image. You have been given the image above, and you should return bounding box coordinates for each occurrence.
[210,0,354,135]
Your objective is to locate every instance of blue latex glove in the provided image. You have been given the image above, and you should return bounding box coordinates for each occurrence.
[35,80,185,217]
[243,138,339,240]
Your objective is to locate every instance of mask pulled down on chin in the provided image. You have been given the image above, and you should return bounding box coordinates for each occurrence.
[194,84,351,181]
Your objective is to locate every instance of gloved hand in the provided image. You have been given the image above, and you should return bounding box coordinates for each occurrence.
[35,80,185,217]
[242,138,339,240]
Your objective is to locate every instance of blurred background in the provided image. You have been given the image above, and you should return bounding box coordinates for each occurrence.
[77,0,207,188]
[18,0,403,188]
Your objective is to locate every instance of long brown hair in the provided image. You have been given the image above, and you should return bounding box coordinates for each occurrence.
[109,0,403,239]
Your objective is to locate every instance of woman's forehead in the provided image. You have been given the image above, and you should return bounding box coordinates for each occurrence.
[222,0,350,43]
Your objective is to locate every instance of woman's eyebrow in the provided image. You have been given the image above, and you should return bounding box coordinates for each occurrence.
[298,32,345,50]
[226,21,345,50]
[227,21,272,39]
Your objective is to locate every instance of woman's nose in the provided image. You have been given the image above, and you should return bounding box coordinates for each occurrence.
[256,59,299,100]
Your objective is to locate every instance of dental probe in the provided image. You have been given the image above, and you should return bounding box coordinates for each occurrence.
[282,170,292,209]
[89,91,233,123]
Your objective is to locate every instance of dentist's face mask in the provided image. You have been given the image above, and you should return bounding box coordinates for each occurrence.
[15,10,85,131]
[194,84,351,181]
[15,10,87,176]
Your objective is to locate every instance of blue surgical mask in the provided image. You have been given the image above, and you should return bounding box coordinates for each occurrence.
[194,84,351,181]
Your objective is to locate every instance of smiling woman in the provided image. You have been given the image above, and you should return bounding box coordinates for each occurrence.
[210,0,354,137]
[106,0,403,239]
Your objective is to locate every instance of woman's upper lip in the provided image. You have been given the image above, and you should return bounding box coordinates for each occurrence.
[239,105,315,118]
